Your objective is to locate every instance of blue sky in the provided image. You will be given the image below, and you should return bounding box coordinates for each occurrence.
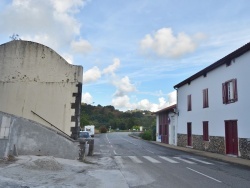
[1,0,250,111]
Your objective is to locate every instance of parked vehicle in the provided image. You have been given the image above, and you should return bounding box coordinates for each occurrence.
[79,131,90,138]
[84,125,95,137]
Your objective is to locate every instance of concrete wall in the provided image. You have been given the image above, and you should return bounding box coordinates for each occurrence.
[0,40,83,137]
[176,50,250,157]
[0,111,79,159]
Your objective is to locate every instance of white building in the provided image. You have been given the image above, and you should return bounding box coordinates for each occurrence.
[174,42,250,159]
[155,105,177,145]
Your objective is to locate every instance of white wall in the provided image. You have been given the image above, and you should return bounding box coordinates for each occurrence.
[168,112,177,145]
[0,41,83,136]
[177,51,250,138]
[156,115,161,142]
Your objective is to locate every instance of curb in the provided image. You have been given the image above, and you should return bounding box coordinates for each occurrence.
[129,134,250,168]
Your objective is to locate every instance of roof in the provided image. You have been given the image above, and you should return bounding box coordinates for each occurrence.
[174,42,250,89]
[154,104,176,114]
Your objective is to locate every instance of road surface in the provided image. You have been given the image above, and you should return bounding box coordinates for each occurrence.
[95,132,250,188]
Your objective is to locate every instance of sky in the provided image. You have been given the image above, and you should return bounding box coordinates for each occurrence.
[0,0,250,112]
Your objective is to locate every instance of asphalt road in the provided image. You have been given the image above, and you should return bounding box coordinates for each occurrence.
[94,132,250,188]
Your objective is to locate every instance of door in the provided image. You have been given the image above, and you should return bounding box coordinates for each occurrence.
[161,124,169,144]
[225,120,238,155]
[187,123,192,146]
[159,113,169,144]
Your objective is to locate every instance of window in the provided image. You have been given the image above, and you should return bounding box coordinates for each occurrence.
[222,79,238,104]
[203,121,209,141]
[203,88,209,108]
[187,122,192,146]
[187,94,192,111]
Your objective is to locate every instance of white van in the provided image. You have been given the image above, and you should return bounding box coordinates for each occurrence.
[84,125,95,137]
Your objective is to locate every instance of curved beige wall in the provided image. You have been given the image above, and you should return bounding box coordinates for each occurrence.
[0,40,83,136]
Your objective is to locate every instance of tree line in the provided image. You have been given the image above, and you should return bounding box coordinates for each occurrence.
[80,103,156,131]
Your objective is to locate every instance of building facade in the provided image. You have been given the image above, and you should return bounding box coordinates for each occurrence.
[155,105,177,145]
[0,40,83,139]
[174,43,250,159]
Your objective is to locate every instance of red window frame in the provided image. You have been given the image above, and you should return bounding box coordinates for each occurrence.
[203,121,209,141]
[187,94,192,111]
[203,88,209,108]
[222,79,238,104]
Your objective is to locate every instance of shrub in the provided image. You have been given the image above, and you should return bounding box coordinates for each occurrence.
[140,130,152,141]
[99,126,107,133]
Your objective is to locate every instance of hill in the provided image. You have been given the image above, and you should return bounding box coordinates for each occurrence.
[80,104,155,131]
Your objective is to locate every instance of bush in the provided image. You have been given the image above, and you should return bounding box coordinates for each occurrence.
[99,126,107,133]
[140,130,152,141]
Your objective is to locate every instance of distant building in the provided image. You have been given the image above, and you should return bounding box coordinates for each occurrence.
[0,40,83,139]
[174,42,250,159]
[155,104,177,145]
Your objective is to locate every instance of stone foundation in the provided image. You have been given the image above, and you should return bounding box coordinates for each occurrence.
[177,134,187,147]
[177,134,225,154]
[206,136,225,154]
[239,138,250,160]
[177,134,250,159]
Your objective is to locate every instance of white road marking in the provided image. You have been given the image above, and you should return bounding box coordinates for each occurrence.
[114,156,124,168]
[106,134,111,144]
[173,157,196,164]
[128,156,143,163]
[189,158,213,165]
[143,156,161,163]
[159,156,179,163]
[187,167,222,183]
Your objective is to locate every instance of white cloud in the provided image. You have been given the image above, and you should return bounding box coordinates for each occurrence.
[62,53,74,64]
[82,92,93,104]
[71,39,92,54]
[83,66,101,84]
[103,58,120,75]
[0,0,87,52]
[111,90,177,112]
[112,95,131,109]
[113,76,136,97]
[51,0,85,13]
[140,27,206,58]
[167,90,177,106]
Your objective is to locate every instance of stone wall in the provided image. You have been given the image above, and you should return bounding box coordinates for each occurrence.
[239,138,250,160]
[177,134,187,147]
[205,136,225,154]
[177,133,225,154]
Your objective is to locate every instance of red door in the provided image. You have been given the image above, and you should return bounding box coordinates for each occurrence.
[161,124,169,144]
[159,113,169,144]
[225,120,238,155]
[187,123,192,146]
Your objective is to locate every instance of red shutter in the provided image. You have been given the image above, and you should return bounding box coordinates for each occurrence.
[203,89,209,108]
[222,83,227,104]
[187,95,192,111]
[203,121,209,141]
[203,89,205,108]
[206,89,209,107]
[233,79,238,101]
